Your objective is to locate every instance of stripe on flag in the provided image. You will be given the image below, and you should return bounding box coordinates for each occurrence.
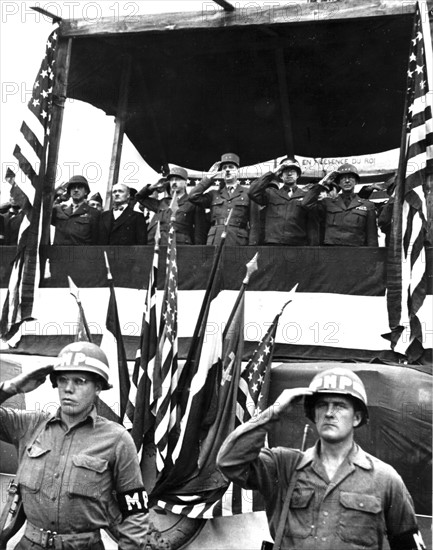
[386,1,433,362]
[100,279,131,426]
[0,31,58,341]
[153,222,180,471]
[129,225,160,453]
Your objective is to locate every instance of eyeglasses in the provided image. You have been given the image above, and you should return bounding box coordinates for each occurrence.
[56,375,92,388]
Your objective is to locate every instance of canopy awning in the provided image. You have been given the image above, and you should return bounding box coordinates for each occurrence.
[58,1,418,171]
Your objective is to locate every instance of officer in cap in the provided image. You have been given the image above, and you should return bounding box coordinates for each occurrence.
[303,163,378,246]
[248,157,320,245]
[136,166,208,245]
[188,153,260,246]
[88,192,103,211]
[0,342,152,549]
[217,366,424,550]
[51,175,101,245]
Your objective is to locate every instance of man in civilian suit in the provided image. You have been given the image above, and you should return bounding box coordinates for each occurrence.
[98,183,147,245]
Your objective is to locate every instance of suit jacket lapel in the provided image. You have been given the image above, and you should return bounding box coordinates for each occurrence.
[112,206,132,230]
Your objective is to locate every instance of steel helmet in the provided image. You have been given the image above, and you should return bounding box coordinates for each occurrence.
[335,163,360,183]
[278,158,302,177]
[66,175,91,195]
[304,367,368,427]
[51,341,112,390]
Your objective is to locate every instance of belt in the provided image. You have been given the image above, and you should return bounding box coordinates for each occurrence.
[25,521,101,549]
[212,218,248,230]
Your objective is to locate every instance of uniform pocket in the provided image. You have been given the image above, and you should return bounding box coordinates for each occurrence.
[267,197,287,218]
[74,216,90,224]
[287,488,315,538]
[337,492,382,547]
[68,454,108,501]
[19,445,50,492]
[352,209,367,225]
[211,198,224,207]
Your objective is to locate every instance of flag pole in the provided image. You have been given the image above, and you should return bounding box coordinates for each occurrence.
[103,251,113,282]
[68,276,92,342]
[223,252,259,338]
[184,208,234,366]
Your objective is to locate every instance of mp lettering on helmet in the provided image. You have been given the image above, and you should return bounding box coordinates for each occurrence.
[60,351,86,365]
[311,373,364,396]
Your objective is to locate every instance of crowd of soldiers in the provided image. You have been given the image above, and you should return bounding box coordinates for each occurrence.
[1,153,394,247]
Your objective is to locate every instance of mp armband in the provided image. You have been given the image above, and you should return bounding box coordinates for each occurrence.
[390,529,426,550]
[118,488,149,517]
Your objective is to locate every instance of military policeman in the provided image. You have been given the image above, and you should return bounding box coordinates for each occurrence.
[303,164,378,246]
[188,153,259,246]
[248,158,319,245]
[136,167,208,245]
[0,342,151,550]
[51,175,100,245]
[217,367,424,550]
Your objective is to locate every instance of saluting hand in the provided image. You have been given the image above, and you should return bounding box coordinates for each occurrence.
[270,387,313,417]
[4,364,54,396]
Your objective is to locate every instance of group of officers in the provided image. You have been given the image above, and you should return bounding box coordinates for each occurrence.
[2,153,391,248]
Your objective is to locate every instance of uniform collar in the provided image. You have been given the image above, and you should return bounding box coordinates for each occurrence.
[50,404,98,427]
[279,183,298,193]
[297,441,372,471]
[226,182,239,193]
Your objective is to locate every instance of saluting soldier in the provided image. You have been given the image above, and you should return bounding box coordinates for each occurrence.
[248,157,320,245]
[188,153,259,246]
[302,164,378,246]
[0,342,151,549]
[136,167,208,245]
[217,367,424,550]
[51,176,100,246]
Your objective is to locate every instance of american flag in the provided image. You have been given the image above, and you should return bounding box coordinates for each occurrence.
[155,309,284,519]
[128,224,160,451]
[237,312,280,424]
[387,1,433,363]
[0,31,57,341]
[153,222,180,472]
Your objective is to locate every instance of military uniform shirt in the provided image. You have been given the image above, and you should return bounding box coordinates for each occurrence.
[302,185,378,246]
[0,401,149,550]
[217,412,419,550]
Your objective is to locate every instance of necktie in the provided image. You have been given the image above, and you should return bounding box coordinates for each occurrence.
[114,204,125,211]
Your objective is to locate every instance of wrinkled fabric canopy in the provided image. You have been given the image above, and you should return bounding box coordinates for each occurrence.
[61,7,414,171]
